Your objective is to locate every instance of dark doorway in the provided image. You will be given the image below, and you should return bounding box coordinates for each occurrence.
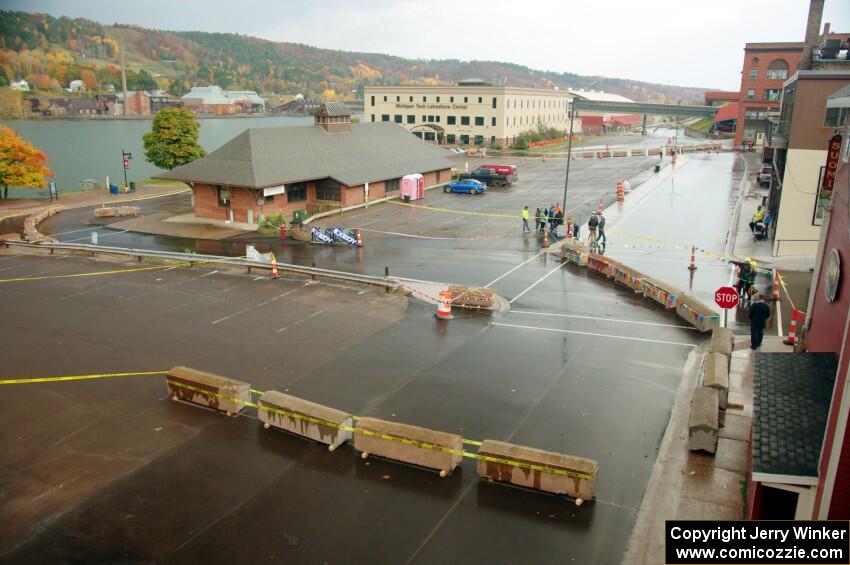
[760,486,798,519]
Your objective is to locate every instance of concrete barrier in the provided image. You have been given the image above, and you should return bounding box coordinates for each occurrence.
[688,387,719,454]
[676,296,721,333]
[641,277,682,309]
[560,240,588,266]
[586,253,620,279]
[258,390,353,451]
[476,439,598,504]
[704,353,730,410]
[354,417,463,476]
[166,366,251,416]
[709,328,734,357]
[449,284,495,308]
[614,264,645,292]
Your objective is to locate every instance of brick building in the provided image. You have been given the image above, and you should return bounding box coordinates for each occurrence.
[746,85,850,520]
[806,84,850,519]
[157,103,454,225]
[733,42,803,149]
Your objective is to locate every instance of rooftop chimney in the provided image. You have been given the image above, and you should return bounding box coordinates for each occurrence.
[801,0,825,69]
[823,22,830,36]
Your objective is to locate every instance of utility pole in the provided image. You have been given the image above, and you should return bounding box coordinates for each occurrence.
[120,48,129,116]
[562,97,577,212]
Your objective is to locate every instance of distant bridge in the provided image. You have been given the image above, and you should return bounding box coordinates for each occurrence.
[572,99,718,118]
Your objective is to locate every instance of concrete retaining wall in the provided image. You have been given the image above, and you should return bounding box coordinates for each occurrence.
[476,439,598,502]
[704,352,730,410]
[23,205,62,243]
[641,278,682,310]
[258,390,353,451]
[354,416,463,476]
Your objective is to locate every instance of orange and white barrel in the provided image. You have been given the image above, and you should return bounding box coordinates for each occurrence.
[435,290,454,320]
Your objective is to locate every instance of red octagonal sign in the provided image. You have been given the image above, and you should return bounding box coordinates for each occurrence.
[715,286,739,309]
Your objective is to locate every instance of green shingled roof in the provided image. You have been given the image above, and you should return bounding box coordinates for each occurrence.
[156,122,455,188]
[752,352,837,479]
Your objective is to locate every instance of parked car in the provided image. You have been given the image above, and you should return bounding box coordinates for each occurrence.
[458,167,512,187]
[444,179,487,194]
[758,165,773,187]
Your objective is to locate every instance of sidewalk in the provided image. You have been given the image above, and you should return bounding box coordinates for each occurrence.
[624,335,791,564]
[731,153,814,272]
[0,181,188,221]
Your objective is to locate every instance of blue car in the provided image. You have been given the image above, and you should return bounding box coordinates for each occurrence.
[444,179,487,194]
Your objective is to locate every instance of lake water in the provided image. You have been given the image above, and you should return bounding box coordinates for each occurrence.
[1,115,361,198]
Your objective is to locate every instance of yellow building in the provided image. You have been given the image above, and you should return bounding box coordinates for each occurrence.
[364,80,576,147]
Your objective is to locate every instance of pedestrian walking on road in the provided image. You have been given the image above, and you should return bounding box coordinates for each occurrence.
[555,209,563,232]
[522,206,531,232]
[534,208,542,232]
[597,213,607,247]
[541,207,549,233]
[748,294,771,350]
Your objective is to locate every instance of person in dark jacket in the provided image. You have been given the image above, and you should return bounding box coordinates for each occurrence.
[748,294,771,350]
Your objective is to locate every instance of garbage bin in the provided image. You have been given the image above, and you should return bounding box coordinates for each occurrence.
[109,183,119,194]
[129,181,136,192]
[654,164,661,173]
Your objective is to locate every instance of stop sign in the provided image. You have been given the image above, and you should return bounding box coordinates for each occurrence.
[715,286,739,309]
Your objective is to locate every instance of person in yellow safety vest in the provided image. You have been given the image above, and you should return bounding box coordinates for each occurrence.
[749,206,764,233]
[522,206,530,233]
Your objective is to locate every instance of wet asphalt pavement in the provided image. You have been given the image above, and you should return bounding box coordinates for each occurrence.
[0,251,700,564]
[1,131,767,564]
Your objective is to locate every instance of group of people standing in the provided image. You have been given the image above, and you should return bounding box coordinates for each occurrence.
[522,204,606,250]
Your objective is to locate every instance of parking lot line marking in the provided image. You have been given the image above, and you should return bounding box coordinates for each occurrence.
[54,226,100,236]
[0,370,167,385]
[257,288,298,307]
[510,310,697,330]
[0,264,174,284]
[199,270,218,278]
[65,229,128,243]
[508,261,567,304]
[275,310,323,333]
[483,251,546,288]
[211,291,295,325]
[492,322,697,347]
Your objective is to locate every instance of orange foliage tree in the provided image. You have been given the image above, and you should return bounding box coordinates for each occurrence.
[0,125,52,199]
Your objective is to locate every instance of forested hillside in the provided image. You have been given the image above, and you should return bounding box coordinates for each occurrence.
[0,10,709,103]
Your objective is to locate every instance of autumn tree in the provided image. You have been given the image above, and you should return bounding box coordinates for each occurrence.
[79,68,97,89]
[0,125,52,199]
[143,107,205,170]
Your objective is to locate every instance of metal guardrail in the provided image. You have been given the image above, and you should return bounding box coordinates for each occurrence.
[2,240,396,289]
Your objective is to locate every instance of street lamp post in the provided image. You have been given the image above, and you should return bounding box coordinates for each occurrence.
[562,98,577,214]
[121,149,132,188]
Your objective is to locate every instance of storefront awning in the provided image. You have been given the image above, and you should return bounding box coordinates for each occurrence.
[752,353,837,485]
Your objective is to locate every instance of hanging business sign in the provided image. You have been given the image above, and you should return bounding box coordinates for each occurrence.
[824,248,841,303]
[820,134,842,199]
[264,185,286,197]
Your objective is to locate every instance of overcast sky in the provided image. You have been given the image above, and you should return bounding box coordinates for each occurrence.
[5,0,850,90]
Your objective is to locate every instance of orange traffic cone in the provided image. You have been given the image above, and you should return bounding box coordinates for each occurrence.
[435,289,454,320]
[597,198,603,215]
[771,269,780,301]
[271,253,279,279]
[616,181,624,202]
[543,229,549,248]
[688,245,697,271]
[784,309,798,346]
[356,228,363,247]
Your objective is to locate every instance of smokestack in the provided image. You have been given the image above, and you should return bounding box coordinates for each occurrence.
[823,22,830,36]
[801,0,825,69]
[120,49,129,116]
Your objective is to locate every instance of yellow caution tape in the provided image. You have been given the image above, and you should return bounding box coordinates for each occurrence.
[0,370,167,385]
[0,264,176,283]
[388,199,519,219]
[166,378,594,481]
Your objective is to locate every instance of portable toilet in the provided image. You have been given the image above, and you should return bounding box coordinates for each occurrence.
[401,173,424,201]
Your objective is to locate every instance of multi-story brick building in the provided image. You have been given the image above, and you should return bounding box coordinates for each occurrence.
[158,104,453,225]
[733,42,803,149]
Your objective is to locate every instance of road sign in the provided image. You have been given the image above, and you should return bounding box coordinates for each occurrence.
[715,286,739,309]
